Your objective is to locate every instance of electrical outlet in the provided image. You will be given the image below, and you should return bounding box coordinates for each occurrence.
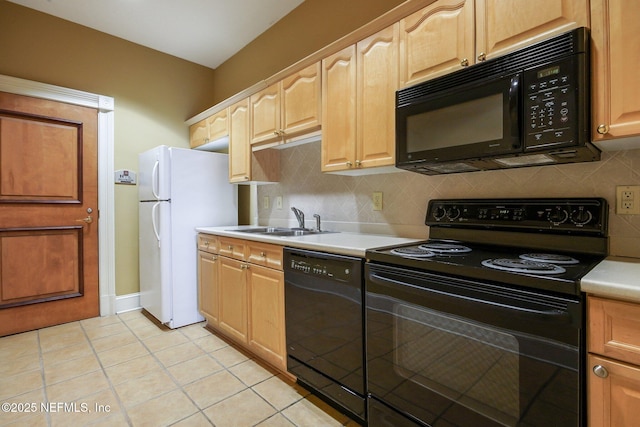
[373,192,383,211]
[275,196,283,209]
[616,185,640,214]
[263,196,270,210]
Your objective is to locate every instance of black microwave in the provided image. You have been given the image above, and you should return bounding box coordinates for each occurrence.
[396,27,600,175]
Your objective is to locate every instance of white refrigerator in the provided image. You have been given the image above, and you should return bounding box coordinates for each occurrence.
[138,145,237,328]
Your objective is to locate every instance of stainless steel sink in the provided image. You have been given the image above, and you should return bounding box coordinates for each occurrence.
[226,227,336,237]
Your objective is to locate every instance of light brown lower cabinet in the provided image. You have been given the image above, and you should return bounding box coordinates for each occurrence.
[588,296,640,426]
[197,234,286,372]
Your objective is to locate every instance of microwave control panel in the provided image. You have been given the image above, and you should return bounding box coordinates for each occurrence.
[523,56,581,151]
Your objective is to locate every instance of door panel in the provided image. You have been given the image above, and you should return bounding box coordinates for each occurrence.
[0,113,81,202]
[0,92,99,336]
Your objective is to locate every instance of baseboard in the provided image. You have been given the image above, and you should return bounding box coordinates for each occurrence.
[115,293,141,314]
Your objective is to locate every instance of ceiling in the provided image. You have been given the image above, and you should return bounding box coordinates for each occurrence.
[7,0,305,69]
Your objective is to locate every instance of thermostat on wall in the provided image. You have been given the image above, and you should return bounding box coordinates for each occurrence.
[115,169,137,185]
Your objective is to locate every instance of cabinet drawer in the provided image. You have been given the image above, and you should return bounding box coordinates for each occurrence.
[198,234,218,253]
[218,237,247,260]
[589,296,640,365]
[248,242,283,270]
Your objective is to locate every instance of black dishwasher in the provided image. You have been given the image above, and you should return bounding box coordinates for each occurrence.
[284,248,365,424]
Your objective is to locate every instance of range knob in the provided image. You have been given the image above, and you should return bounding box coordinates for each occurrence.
[433,206,447,220]
[571,208,593,226]
[447,207,461,220]
[547,207,568,225]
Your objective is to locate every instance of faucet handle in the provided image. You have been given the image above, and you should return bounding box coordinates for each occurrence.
[313,214,321,232]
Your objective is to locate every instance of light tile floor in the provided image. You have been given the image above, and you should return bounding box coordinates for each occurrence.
[0,310,361,427]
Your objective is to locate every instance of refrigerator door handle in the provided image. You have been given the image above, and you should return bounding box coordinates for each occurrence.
[151,202,161,247]
[151,160,160,200]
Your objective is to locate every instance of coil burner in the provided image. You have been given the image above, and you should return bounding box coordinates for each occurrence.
[481,258,566,275]
[389,247,436,258]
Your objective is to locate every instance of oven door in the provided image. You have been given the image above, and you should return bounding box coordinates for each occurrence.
[366,263,584,427]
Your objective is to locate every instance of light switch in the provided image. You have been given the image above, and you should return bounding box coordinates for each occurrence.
[263,196,270,209]
[373,192,383,211]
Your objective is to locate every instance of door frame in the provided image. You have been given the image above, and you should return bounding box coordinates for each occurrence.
[0,74,116,317]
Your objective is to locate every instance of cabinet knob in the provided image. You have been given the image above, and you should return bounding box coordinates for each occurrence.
[346,161,353,167]
[593,365,609,378]
[260,251,266,257]
[355,160,362,167]
[597,124,609,135]
[461,58,469,67]
[273,131,279,136]
[477,52,486,62]
[241,264,249,270]
[228,245,233,250]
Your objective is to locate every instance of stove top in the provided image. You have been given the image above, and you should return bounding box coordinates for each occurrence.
[366,198,609,296]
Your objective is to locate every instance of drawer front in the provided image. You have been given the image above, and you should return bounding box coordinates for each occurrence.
[589,296,640,365]
[198,234,218,253]
[218,236,247,260]
[248,242,283,270]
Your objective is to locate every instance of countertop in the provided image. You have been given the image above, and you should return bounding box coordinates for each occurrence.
[196,226,423,257]
[581,256,640,303]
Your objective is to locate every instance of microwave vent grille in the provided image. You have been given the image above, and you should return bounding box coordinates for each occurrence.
[397,27,588,106]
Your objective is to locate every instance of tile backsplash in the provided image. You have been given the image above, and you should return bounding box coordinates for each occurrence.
[257,142,640,258]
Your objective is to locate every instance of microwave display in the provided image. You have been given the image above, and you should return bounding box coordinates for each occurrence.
[407,93,503,153]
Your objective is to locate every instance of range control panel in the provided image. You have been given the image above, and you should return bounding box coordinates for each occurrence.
[426,198,608,234]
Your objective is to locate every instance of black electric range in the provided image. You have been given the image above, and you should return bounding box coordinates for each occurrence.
[365,198,609,427]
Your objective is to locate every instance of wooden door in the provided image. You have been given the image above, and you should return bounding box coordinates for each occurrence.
[591,0,640,141]
[228,99,251,183]
[198,251,219,326]
[321,45,357,172]
[281,62,322,138]
[218,256,248,344]
[250,83,281,145]
[248,264,285,371]
[476,0,588,61]
[0,92,99,336]
[399,0,475,87]
[357,23,399,170]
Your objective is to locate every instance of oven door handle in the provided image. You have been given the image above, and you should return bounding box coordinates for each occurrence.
[369,272,573,322]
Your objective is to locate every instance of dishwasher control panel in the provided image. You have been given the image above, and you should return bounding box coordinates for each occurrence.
[284,249,361,283]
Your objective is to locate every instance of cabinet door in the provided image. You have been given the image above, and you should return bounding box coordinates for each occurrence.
[321,45,357,172]
[589,296,640,366]
[250,83,281,145]
[189,118,209,148]
[218,257,248,344]
[197,251,219,326]
[207,109,229,142]
[399,0,475,87]
[281,62,322,138]
[248,265,286,370]
[591,0,640,141]
[229,98,251,182]
[357,24,399,170]
[476,0,588,61]
[588,354,640,427]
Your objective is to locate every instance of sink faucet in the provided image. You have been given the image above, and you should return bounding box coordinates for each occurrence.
[291,207,305,229]
[313,214,321,232]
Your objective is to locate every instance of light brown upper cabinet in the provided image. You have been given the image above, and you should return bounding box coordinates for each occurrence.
[250,62,321,148]
[189,108,229,149]
[590,0,640,141]
[400,0,588,87]
[229,98,280,184]
[228,99,252,183]
[322,24,399,173]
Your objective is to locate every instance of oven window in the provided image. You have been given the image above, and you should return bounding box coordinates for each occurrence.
[395,304,520,425]
[406,93,504,153]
